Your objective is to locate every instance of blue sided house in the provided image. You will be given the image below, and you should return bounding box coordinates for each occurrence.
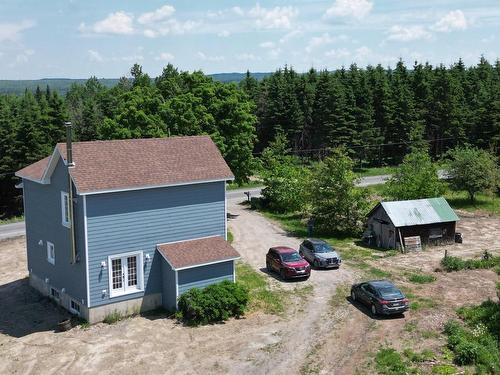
[15,134,240,323]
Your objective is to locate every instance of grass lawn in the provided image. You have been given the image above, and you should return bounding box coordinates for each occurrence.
[361,183,499,215]
[443,190,499,215]
[227,179,263,191]
[354,166,397,177]
[0,215,24,225]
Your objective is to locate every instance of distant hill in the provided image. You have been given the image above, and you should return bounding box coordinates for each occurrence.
[0,72,271,96]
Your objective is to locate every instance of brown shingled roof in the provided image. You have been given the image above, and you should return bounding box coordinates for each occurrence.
[15,156,51,181]
[157,236,240,270]
[16,136,234,194]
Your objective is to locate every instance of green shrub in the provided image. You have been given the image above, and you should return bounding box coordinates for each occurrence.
[408,273,437,284]
[457,299,500,341]
[177,281,249,326]
[454,341,479,365]
[375,348,418,375]
[441,255,500,272]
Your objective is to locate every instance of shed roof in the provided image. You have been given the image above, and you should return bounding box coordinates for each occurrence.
[157,236,240,270]
[376,197,459,227]
[16,136,234,194]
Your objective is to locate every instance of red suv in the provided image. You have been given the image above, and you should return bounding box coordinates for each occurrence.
[266,246,311,280]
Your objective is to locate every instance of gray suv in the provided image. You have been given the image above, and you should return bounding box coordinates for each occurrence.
[299,239,341,269]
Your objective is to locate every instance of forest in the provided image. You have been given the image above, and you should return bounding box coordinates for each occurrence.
[0,57,498,217]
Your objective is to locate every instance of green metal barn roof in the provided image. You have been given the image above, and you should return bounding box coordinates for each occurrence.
[380,197,459,227]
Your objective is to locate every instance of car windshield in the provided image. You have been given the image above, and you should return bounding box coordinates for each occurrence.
[313,243,333,253]
[281,252,302,262]
[378,286,404,299]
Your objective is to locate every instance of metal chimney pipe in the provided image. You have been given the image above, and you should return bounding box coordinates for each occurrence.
[65,122,75,167]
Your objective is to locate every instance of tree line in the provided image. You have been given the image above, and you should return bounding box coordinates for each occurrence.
[0,57,498,217]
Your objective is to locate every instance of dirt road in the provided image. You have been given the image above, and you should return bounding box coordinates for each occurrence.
[0,203,498,374]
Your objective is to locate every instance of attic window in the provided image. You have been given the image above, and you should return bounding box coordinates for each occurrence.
[61,192,70,227]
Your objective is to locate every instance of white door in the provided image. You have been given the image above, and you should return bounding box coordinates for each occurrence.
[110,254,141,297]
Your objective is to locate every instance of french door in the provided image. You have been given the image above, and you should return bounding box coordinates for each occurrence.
[109,253,142,297]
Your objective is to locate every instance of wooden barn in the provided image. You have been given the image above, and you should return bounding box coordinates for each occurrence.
[363,197,459,250]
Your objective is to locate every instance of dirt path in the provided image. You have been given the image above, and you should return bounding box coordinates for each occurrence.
[227,201,359,374]
[0,205,498,375]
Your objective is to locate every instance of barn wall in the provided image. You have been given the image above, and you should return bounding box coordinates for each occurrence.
[399,221,456,246]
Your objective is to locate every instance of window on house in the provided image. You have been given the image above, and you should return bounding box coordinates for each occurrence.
[47,241,55,265]
[50,287,60,300]
[61,192,70,227]
[108,252,143,298]
[70,299,81,315]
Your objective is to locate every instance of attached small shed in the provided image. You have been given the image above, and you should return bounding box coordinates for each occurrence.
[364,197,459,250]
[157,236,240,310]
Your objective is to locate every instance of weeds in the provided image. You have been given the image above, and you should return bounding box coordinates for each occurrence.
[407,272,436,284]
[103,310,124,324]
[236,262,286,315]
[441,253,500,272]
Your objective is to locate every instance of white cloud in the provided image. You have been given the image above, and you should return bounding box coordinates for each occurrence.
[279,29,301,44]
[88,49,103,62]
[387,25,432,42]
[142,19,199,37]
[260,41,275,49]
[325,0,373,20]
[305,33,347,53]
[15,49,34,64]
[432,10,467,32]
[218,30,230,37]
[138,5,175,25]
[268,48,282,59]
[197,51,224,62]
[236,53,260,61]
[325,48,351,58]
[0,20,35,42]
[155,52,174,61]
[232,6,244,16]
[249,3,298,29]
[80,11,134,35]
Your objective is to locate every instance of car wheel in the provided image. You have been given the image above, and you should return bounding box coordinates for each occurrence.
[280,269,286,280]
[371,304,377,316]
[351,290,356,301]
[313,259,320,269]
[266,261,272,273]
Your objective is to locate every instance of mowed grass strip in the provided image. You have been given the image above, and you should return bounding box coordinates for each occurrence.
[236,262,285,315]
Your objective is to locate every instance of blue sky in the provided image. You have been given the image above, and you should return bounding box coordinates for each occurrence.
[0,0,498,79]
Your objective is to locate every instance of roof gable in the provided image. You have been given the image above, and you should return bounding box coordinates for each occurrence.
[378,197,459,227]
[16,136,234,194]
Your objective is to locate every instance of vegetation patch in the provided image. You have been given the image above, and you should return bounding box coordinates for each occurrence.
[410,296,438,311]
[375,347,419,375]
[236,262,285,315]
[227,230,234,244]
[440,252,500,272]
[407,272,437,284]
[227,179,263,191]
[176,280,249,326]
[444,318,499,373]
[431,364,458,375]
[103,310,124,324]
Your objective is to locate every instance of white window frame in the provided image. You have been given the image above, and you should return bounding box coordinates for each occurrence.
[107,251,144,298]
[47,241,55,265]
[69,299,81,316]
[61,191,71,228]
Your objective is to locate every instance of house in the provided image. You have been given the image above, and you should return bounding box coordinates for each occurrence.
[364,197,459,250]
[15,133,240,323]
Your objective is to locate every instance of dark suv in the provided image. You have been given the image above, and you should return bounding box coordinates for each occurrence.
[266,247,311,280]
[350,280,409,316]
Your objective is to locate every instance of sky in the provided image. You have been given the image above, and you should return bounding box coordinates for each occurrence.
[0,0,499,79]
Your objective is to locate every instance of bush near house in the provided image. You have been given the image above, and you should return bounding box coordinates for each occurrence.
[176,280,249,326]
